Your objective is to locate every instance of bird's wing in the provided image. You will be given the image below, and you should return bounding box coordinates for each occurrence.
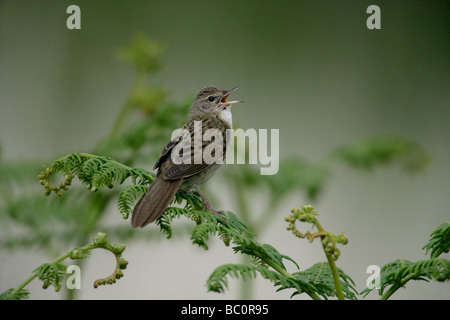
[153,138,177,170]
[160,116,227,180]
[153,126,192,170]
[162,162,210,180]
[162,129,215,180]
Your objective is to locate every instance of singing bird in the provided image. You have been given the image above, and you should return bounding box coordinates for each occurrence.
[131,85,243,228]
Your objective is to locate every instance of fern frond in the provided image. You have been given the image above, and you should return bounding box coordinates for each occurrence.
[34,262,67,292]
[401,258,450,282]
[77,156,107,186]
[157,207,190,239]
[262,243,300,270]
[117,184,147,219]
[0,288,29,300]
[83,232,129,289]
[207,264,258,293]
[423,222,450,258]
[232,243,299,271]
[175,191,204,211]
[129,168,155,185]
[361,258,450,298]
[62,152,84,175]
[207,263,317,298]
[91,162,129,189]
[331,135,429,174]
[219,210,257,238]
[38,153,154,197]
[206,263,298,294]
[190,223,224,250]
[154,203,259,253]
[188,209,221,225]
[291,262,358,300]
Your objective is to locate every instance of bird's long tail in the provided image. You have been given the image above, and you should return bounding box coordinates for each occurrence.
[131,176,183,228]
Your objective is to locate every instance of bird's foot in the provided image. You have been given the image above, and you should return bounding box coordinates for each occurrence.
[195,186,223,218]
[202,202,223,218]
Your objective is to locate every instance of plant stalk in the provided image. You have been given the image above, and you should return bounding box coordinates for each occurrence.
[313,219,346,300]
[9,251,72,299]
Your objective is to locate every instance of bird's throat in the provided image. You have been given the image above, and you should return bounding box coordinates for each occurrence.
[218,107,233,127]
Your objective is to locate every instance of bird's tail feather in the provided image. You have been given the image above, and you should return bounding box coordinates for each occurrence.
[131,177,182,228]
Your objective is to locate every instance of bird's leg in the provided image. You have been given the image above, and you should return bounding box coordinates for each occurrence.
[194,186,223,218]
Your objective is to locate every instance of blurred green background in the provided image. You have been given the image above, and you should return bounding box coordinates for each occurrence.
[0,0,449,299]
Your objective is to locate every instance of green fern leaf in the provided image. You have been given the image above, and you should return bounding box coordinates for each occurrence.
[361,258,450,298]
[62,153,83,175]
[34,262,67,292]
[291,262,357,300]
[207,263,315,297]
[0,288,30,300]
[117,184,147,219]
[190,223,221,250]
[157,207,189,239]
[39,153,154,197]
[206,264,284,293]
[423,222,450,258]
[331,135,429,173]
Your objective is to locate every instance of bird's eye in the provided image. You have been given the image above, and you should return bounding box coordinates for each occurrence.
[207,96,215,102]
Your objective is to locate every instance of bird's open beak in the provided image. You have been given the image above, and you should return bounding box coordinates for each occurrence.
[221,85,244,107]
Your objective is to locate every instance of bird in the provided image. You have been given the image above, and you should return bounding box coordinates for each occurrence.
[131,85,243,228]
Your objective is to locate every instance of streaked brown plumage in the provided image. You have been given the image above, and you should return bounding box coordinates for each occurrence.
[131,85,243,228]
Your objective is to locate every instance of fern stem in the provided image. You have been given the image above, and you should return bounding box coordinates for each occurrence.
[324,248,345,300]
[233,181,253,299]
[9,251,72,299]
[313,219,345,300]
[265,259,321,300]
[79,153,133,171]
[56,152,153,181]
[379,273,415,300]
[7,233,127,299]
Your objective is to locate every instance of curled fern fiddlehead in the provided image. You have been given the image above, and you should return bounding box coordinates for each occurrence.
[285,205,348,261]
[90,233,129,288]
[284,205,350,300]
[38,153,154,197]
[1,232,128,300]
